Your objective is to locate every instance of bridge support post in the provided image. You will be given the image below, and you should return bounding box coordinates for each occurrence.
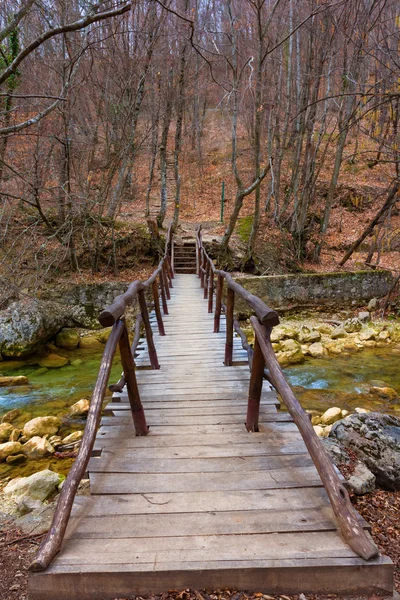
[152,278,165,336]
[159,269,169,315]
[246,335,265,431]
[224,288,234,365]
[214,275,223,332]
[163,262,171,298]
[208,269,214,313]
[119,323,149,436]
[138,289,160,370]
[204,261,210,299]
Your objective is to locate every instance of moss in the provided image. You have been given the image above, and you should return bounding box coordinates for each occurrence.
[236,215,253,243]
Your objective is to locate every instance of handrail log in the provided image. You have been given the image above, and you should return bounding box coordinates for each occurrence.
[250,316,379,562]
[29,320,125,572]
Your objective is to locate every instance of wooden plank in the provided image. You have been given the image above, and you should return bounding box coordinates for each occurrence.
[93,439,308,458]
[106,404,278,415]
[88,453,312,474]
[65,507,342,540]
[46,531,363,565]
[100,413,288,427]
[89,466,322,494]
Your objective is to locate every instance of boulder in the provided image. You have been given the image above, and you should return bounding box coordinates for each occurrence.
[69,398,90,417]
[0,376,29,387]
[9,428,21,442]
[270,325,297,343]
[96,328,112,344]
[23,416,61,439]
[316,324,334,335]
[62,431,84,444]
[320,407,342,426]
[1,408,21,423]
[370,386,398,402]
[343,318,362,333]
[358,311,370,323]
[0,441,23,462]
[368,297,378,311]
[359,327,377,341]
[331,328,347,340]
[325,343,343,355]
[0,422,14,442]
[55,328,80,350]
[38,354,68,368]
[4,469,62,501]
[79,336,103,350]
[6,453,27,466]
[355,407,370,414]
[313,425,325,437]
[330,412,400,490]
[0,298,71,358]
[276,339,304,367]
[23,436,55,459]
[297,326,321,344]
[308,342,327,358]
[378,330,390,341]
[347,462,376,495]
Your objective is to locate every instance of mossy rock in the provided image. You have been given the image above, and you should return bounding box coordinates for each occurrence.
[38,354,68,368]
[55,328,80,350]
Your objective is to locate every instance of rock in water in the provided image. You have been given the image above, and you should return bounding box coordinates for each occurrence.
[55,328,80,350]
[0,298,71,358]
[62,431,84,444]
[344,318,362,333]
[308,342,327,358]
[23,416,61,439]
[23,436,55,458]
[348,462,376,495]
[330,412,400,490]
[4,469,62,501]
[69,398,90,416]
[370,386,398,402]
[79,336,103,350]
[0,441,23,462]
[0,376,29,387]
[0,422,14,442]
[1,408,21,423]
[38,354,68,368]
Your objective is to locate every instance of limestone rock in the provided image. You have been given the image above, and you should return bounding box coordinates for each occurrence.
[358,311,370,323]
[297,326,321,344]
[23,436,55,459]
[331,328,347,340]
[48,435,63,448]
[4,469,62,501]
[0,376,29,387]
[363,340,377,348]
[355,407,370,414]
[6,453,27,466]
[23,416,61,439]
[370,386,398,402]
[9,428,21,442]
[367,297,378,310]
[270,325,297,343]
[1,408,21,423]
[325,343,342,355]
[0,422,14,442]
[55,328,80,350]
[0,298,71,358]
[321,437,351,465]
[378,330,390,341]
[313,425,325,437]
[347,462,376,495]
[0,441,23,462]
[320,407,342,426]
[330,412,400,490]
[342,342,359,353]
[316,324,334,335]
[359,327,377,341]
[38,354,68,368]
[79,335,103,350]
[276,339,304,367]
[96,328,112,344]
[62,431,84,444]
[69,398,90,417]
[343,318,362,333]
[308,342,327,358]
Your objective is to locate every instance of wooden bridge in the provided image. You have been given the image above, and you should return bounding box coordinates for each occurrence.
[28,226,393,599]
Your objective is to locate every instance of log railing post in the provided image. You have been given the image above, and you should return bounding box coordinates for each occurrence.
[166,256,174,285]
[171,240,175,278]
[245,336,265,431]
[159,268,169,315]
[214,274,223,333]
[152,278,165,336]
[250,316,379,562]
[163,261,171,299]
[138,289,160,369]
[224,287,234,366]
[204,261,210,299]
[208,269,214,313]
[200,251,205,288]
[119,323,149,436]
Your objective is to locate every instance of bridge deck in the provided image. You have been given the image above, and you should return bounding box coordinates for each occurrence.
[29,275,393,599]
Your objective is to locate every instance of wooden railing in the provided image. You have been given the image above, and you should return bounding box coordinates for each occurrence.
[195,225,379,562]
[29,224,174,572]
